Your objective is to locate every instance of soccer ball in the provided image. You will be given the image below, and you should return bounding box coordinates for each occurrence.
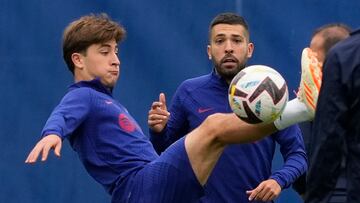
[228,65,288,124]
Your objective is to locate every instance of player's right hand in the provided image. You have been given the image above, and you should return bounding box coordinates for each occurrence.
[246,179,281,201]
[148,93,170,133]
[25,134,62,163]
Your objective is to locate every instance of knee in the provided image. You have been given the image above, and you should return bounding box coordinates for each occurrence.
[201,113,227,140]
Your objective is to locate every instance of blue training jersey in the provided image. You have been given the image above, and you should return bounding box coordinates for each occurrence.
[150,70,307,203]
[42,79,159,195]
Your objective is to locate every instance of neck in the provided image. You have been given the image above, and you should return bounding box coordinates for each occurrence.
[214,69,232,85]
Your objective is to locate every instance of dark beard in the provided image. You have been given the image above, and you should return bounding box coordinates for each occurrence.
[213,60,246,82]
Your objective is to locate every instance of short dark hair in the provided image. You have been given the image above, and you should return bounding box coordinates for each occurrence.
[62,13,126,74]
[208,12,250,42]
[312,23,351,55]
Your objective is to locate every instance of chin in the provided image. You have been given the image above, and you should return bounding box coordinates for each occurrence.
[222,67,239,74]
[101,79,117,88]
[107,82,116,88]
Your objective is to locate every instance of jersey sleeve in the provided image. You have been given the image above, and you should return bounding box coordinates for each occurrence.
[150,83,190,154]
[41,88,91,140]
[269,124,307,189]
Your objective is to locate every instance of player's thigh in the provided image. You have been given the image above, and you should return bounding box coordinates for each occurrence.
[130,137,204,203]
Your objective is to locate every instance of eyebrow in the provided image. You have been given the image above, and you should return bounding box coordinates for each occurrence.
[215,33,243,38]
[98,43,118,49]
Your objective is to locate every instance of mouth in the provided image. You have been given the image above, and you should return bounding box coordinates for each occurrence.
[221,56,238,66]
[109,71,119,76]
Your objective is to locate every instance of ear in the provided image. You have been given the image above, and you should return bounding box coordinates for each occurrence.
[207,45,212,60]
[71,53,84,70]
[247,43,254,58]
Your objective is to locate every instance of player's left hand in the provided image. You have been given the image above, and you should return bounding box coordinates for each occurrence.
[246,179,281,202]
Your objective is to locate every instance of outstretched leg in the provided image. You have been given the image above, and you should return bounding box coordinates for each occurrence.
[185,113,276,185]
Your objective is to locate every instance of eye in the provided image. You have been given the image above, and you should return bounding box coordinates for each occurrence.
[99,49,109,55]
[233,38,243,44]
[214,38,224,44]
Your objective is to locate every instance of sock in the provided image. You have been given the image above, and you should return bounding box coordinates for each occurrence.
[273,98,312,130]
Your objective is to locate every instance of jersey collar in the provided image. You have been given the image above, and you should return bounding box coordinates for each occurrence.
[69,78,113,96]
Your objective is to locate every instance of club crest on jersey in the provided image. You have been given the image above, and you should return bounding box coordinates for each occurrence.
[118,113,136,133]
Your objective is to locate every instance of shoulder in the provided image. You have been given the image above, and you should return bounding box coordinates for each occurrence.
[66,86,93,96]
[329,31,360,58]
[62,87,93,102]
[178,73,213,93]
[325,32,360,81]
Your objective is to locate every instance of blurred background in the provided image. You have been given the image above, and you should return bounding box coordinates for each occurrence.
[0,0,359,202]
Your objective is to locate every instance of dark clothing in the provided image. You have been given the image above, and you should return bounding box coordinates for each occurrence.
[293,122,313,195]
[305,29,360,203]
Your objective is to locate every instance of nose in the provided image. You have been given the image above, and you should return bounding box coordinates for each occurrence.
[225,40,234,54]
[112,53,120,67]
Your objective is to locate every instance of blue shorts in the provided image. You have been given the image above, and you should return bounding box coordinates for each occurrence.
[112,137,204,203]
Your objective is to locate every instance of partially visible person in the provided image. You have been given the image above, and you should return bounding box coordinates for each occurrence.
[148,12,307,202]
[304,28,360,203]
[24,13,321,203]
[309,24,351,64]
[293,23,351,198]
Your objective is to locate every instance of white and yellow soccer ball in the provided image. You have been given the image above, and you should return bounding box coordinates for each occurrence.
[228,65,288,124]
